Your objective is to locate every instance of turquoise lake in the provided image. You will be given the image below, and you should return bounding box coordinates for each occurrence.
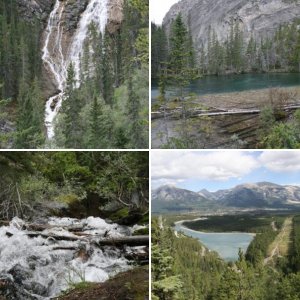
[152,73,300,100]
[175,221,254,261]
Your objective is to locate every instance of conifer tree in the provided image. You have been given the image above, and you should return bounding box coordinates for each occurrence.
[102,31,114,107]
[62,63,82,148]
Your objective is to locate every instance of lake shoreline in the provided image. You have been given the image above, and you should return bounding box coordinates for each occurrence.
[175,219,256,236]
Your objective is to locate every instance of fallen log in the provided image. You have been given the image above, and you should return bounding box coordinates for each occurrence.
[52,246,77,251]
[152,104,300,120]
[25,223,84,232]
[26,232,87,242]
[96,235,149,247]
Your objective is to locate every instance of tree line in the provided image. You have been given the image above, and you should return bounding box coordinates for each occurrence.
[152,17,300,79]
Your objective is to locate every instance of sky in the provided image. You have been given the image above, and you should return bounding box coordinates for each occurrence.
[151,0,180,24]
[151,151,300,192]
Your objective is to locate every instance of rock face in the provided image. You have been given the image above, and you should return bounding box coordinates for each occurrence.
[152,185,215,213]
[107,0,124,34]
[15,0,55,22]
[163,0,300,50]
[62,0,89,32]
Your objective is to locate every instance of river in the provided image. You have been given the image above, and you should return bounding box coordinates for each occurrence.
[0,217,146,299]
[174,220,254,261]
[152,73,300,100]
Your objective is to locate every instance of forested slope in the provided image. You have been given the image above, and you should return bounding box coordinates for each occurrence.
[0,0,148,149]
[152,215,300,300]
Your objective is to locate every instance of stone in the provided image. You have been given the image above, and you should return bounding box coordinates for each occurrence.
[163,0,300,50]
[107,0,124,34]
[8,264,32,284]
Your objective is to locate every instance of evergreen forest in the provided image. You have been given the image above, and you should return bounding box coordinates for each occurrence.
[152,214,300,300]
[0,0,149,149]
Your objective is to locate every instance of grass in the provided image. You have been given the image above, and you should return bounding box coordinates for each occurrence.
[267,217,293,257]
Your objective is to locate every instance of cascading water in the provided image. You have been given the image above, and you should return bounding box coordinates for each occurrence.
[42,0,109,140]
[0,217,146,299]
[69,0,108,83]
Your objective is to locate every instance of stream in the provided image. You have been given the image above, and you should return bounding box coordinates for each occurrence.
[0,216,146,299]
[42,0,108,139]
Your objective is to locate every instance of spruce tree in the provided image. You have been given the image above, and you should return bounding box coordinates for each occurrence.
[127,71,146,148]
[62,63,82,148]
[102,30,114,107]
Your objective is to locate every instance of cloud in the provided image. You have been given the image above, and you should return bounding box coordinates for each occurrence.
[259,151,300,172]
[151,0,180,24]
[151,151,259,184]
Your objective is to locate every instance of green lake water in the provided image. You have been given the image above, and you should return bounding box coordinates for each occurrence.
[151,73,300,100]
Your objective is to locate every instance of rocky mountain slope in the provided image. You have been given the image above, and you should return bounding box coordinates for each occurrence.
[163,0,300,50]
[152,182,300,212]
[152,185,215,212]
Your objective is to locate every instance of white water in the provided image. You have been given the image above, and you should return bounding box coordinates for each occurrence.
[69,0,108,83]
[0,217,145,299]
[42,0,108,140]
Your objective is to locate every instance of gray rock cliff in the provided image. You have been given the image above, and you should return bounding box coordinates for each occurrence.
[163,0,300,50]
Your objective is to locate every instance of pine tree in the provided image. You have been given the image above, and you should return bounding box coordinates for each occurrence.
[14,78,44,148]
[127,71,146,148]
[102,30,114,107]
[166,13,197,147]
[62,63,83,148]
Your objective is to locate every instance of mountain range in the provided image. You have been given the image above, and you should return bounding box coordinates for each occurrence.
[152,182,300,213]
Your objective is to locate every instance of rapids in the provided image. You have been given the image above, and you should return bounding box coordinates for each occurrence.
[0,216,144,299]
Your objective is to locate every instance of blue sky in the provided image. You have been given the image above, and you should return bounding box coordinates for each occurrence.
[151,151,300,192]
[151,0,179,24]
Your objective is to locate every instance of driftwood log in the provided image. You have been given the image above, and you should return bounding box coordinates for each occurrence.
[152,104,300,120]
[96,235,149,247]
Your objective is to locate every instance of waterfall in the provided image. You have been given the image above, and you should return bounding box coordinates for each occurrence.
[69,0,108,83]
[42,0,109,140]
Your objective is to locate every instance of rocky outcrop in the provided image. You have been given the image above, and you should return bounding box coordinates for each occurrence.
[15,0,55,22]
[62,0,89,32]
[163,0,300,50]
[107,0,124,34]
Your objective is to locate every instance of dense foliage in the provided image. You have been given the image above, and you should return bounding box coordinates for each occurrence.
[0,151,148,221]
[0,0,148,149]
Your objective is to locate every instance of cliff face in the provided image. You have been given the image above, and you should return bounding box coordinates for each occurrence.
[163,0,300,50]
[107,0,124,34]
[15,0,55,22]
[16,0,124,33]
